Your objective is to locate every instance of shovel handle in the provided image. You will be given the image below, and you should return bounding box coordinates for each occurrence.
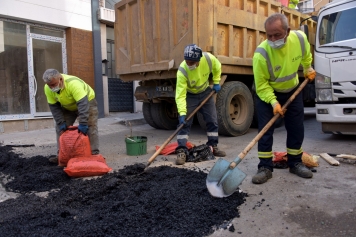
[146,90,216,167]
[237,79,310,160]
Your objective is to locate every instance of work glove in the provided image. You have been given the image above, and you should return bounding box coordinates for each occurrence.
[304,67,316,82]
[213,84,221,93]
[59,123,67,135]
[272,102,286,117]
[178,115,186,125]
[78,124,89,135]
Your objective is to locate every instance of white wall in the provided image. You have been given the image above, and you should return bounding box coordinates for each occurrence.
[0,0,92,31]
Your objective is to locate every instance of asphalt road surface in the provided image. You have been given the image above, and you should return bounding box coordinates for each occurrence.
[1,110,355,237]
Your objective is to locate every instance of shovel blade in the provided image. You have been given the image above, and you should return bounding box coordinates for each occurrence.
[206,158,246,198]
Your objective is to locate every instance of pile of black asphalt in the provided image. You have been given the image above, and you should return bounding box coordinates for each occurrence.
[0,145,247,237]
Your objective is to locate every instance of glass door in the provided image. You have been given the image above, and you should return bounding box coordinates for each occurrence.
[28,28,67,116]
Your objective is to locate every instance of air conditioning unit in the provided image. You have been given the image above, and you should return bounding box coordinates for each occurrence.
[98,7,115,25]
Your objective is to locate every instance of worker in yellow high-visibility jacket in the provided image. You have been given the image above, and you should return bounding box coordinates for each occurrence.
[289,0,299,9]
[252,13,316,184]
[175,44,226,165]
[43,69,99,164]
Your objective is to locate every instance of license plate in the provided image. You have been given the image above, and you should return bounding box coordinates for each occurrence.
[156,86,173,92]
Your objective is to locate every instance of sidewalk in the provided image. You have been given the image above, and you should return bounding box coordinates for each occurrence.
[0,112,146,147]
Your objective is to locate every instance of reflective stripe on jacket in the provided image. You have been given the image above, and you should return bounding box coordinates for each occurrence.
[44,74,96,111]
[253,30,313,105]
[176,52,221,115]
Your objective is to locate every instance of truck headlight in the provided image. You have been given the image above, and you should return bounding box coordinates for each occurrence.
[315,73,333,102]
[316,89,333,102]
[315,73,331,89]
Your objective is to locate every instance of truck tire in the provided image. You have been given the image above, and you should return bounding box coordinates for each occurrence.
[142,102,160,129]
[216,81,254,136]
[150,101,178,130]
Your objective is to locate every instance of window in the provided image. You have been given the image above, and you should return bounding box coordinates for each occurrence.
[319,7,356,45]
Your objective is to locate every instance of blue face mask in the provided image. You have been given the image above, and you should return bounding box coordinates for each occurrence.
[267,33,287,49]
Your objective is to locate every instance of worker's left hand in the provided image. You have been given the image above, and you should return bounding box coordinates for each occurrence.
[213,84,221,93]
[78,124,89,135]
[304,67,316,82]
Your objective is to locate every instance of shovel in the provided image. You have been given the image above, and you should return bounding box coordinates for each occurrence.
[145,75,227,168]
[206,79,310,198]
[146,90,216,168]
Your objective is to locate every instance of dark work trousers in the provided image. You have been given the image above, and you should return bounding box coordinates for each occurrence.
[177,87,219,150]
[256,88,304,171]
[56,99,99,154]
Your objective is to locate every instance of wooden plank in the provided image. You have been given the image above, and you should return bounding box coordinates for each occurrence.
[336,154,356,160]
[320,153,340,166]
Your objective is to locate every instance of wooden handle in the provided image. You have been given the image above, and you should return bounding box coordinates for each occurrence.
[146,90,216,166]
[237,79,310,160]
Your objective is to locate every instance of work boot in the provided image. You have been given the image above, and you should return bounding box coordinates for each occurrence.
[289,162,313,178]
[176,148,187,165]
[212,145,226,157]
[48,155,58,164]
[252,167,272,184]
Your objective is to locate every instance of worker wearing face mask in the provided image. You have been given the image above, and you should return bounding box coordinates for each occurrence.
[252,13,316,184]
[175,44,226,165]
[43,68,99,163]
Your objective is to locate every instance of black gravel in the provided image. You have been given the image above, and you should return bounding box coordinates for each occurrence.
[0,145,247,237]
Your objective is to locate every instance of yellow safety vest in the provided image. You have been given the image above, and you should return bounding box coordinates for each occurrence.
[176,52,221,115]
[253,30,312,105]
[44,74,95,111]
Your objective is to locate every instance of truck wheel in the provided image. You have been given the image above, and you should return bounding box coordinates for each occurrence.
[142,102,160,129]
[150,101,178,130]
[216,81,254,136]
[197,112,207,131]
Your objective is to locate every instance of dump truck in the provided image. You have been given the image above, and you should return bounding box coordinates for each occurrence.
[114,0,316,136]
[313,0,356,134]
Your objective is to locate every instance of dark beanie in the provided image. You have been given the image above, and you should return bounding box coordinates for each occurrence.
[184,44,202,62]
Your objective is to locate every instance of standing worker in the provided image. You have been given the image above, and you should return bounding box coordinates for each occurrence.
[175,44,226,165]
[252,13,316,184]
[43,69,99,163]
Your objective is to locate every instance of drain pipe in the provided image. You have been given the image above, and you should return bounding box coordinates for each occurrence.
[91,0,105,118]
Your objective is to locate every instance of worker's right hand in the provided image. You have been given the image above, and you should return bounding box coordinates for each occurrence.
[78,124,89,135]
[178,115,186,125]
[59,123,67,135]
[272,102,285,117]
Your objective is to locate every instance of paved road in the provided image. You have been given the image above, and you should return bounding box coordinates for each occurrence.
[1,110,355,237]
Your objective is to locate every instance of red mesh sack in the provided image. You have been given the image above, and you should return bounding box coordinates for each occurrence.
[155,141,194,155]
[58,126,92,167]
[273,152,287,162]
[64,154,112,177]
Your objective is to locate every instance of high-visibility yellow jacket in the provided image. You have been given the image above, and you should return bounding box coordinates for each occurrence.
[289,0,299,9]
[44,74,95,111]
[176,52,221,115]
[253,30,312,106]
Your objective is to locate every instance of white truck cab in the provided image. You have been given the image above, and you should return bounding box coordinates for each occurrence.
[314,0,356,134]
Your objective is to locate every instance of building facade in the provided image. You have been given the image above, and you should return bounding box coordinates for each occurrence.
[0,0,141,133]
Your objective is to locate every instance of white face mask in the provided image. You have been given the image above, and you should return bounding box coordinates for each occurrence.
[267,33,287,49]
[188,64,197,70]
[50,81,61,92]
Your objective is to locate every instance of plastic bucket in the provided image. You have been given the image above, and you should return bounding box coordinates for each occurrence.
[125,136,147,156]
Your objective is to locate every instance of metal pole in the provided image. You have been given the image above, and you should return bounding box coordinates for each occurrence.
[91,0,105,118]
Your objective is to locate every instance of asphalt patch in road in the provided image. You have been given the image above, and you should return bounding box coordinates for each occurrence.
[0,145,247,237]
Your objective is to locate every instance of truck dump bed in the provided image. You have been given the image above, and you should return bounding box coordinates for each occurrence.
[114,0,316,82]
